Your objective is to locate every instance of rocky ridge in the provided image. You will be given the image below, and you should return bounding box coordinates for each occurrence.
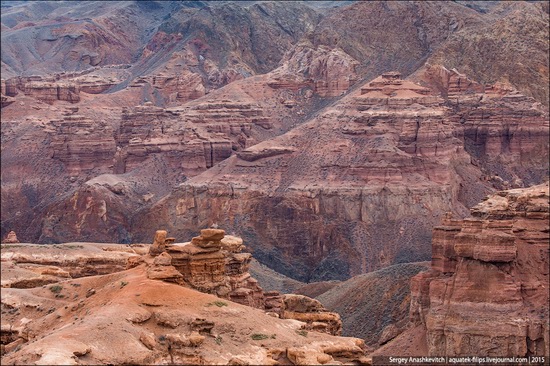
[1,230,368,365]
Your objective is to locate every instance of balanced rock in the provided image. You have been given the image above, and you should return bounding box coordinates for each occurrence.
[221,235,245,253]
[191,229,225,249]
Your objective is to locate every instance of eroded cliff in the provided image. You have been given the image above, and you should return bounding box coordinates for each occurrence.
[404,183,549,357]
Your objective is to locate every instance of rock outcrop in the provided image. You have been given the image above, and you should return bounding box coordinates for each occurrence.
[23,81,80,104]
[48,109,116,176]
[1,243,143,288]
[419,65,549,191]
[2,76,81,104]
[115,101,261,175]
[408,183,549,356]
[142,228,343,336]
[0,260,367,365]
[280,294,343,336]
[2,231,19,244]
[274,41,360,97]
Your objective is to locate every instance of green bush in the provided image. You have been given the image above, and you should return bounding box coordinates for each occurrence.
[296,330,308,337]
[49,285,63,294]
[251,333,269,340]
[207,301,228,307]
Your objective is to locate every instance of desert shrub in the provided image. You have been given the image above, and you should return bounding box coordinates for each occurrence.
[251,333,269,340]
[206,301,227,307]
[296,330,308,337]
[49,285,63,293]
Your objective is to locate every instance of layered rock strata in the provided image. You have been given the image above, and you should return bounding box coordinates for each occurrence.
[280,294,343,336]
[115,100,269,175]
[420,65,550,190]
[134,73,488,281]
[48,109,116,176]
[143,228,342,336]
[23,81,80,104]
[1,243,142,288]
[145,229,266,310]
[409,183,549,356]
[2,76,81,104]
[134,70,548,282]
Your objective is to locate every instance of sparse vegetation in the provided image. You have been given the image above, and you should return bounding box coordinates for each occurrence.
[296,330,308,337]
[215,335,223,345]
[52,244,84,250]
[206,301,228,307]
[49,285,63,294]
[120,281,128,288]
[251,333,269,340]
[0,245,24,249]
[65,244,84,249]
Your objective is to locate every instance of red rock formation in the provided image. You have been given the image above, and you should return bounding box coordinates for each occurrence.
[409,183,549,356]
[133,70,548,282]
[1,243,141,287]
[23,81,80,104]
[2,231,19,244]
[75,75,118,94]
[48,110,116,176]
[145,229,266,309]
[142,228,343,336]
[150,70,205,104]
[420,65,549,190]
[281,294,343,336]
[134,73,489,281]
[0,258,366,365]
[148,230,168,256]
[0,76,81,104]
[274,41,360,97]
[115,102,238,174]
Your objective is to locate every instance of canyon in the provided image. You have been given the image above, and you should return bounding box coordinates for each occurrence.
[1,0,549,362]
[1,184,547,364]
